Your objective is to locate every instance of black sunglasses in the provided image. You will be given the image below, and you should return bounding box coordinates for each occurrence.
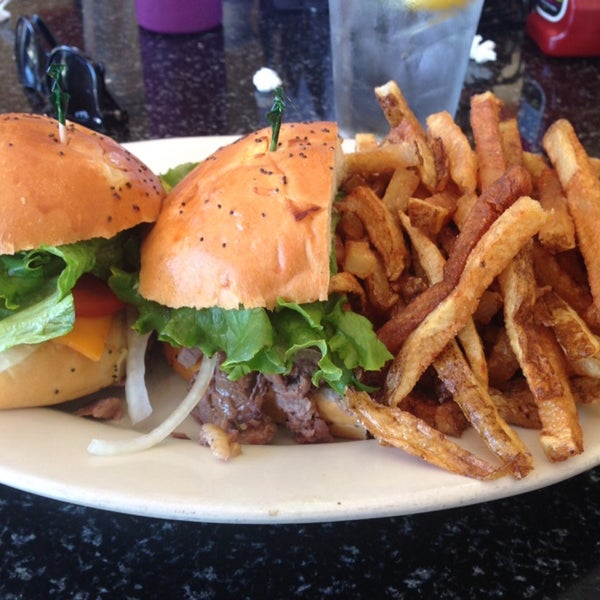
[14,14,128,135]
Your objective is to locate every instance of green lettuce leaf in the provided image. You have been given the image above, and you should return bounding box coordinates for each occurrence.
[159,162,198,192]
[0,233,138,352]
[110,270,392,394]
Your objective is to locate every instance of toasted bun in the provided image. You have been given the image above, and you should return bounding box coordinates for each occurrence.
[0,113,164,254]
[139,122,344,310]
[0,313,127,409]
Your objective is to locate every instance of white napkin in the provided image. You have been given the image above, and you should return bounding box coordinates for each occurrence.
[470,34,497,64]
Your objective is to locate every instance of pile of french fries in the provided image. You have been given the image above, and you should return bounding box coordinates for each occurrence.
[335,80,600,480]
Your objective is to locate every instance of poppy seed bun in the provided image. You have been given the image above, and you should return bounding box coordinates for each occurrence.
[0,113,164,255]
[139,122,344,310]
[0,313,127,409]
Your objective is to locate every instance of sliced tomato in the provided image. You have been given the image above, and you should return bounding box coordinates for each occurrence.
[72,273,126,318]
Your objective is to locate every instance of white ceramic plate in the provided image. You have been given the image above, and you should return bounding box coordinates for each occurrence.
[1,136,600,525]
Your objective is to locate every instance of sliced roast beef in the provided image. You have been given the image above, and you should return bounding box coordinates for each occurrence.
[263,358,333,444]
[192,353,277,445]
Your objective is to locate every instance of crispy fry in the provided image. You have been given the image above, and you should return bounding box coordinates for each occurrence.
[378,165,533,353]
[399,212,488,387]
[433,342,533,478]
[354,132,378,152]
[535,289,600,361]
[375,81,446,193]
[343,240,378,279]
[345,141,420,174]
[328,271,367,312]
[406,196,451,237]
[487,326,520,386]
[426,110,477,193]
[470,91,507,190]
[536,167,576,253]
[532,242,600,332]
[499,117,524,167]
[385,196,547,405]
[340,185,408,280]
[543,119,600,314]
[499,244,583,462]
[382,167,420,214]
[346,389,506,480]
[364,255,400,313]
[489,380,542,429]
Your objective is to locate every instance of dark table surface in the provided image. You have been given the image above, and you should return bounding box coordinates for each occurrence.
[2,1,600,598]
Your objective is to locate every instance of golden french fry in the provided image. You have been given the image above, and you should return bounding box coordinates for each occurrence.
[426,110,477,193]
[399,212,488,386]
[499,117,524,167]
[340,185,408,280]
[344,141,420,174]
[535,289,600,361]
[364,254,400,313]
[489,380,542,429]
[397,213,531,476]
[536,167,576,253]
[385,196,547,405]
[470,91,507,191]
[382,167,420,215]
[532,242,600,332]
[433,342,533,478]
[346,389,506,480]
[378,165,533,353]
[398,392,469,437]
[543,119,600,314]
[375,81,447,193]
[406,196,451,237]
[354,132,378,152]
[487,326,521,386]
[499,243,583,462]
[343,240,378,279]
[328,271,367,312]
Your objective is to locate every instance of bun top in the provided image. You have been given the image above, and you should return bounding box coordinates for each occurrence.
[0,113,164,254]
[139,122,343,310]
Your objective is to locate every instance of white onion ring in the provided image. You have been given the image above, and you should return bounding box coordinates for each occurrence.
[87,354,217,456]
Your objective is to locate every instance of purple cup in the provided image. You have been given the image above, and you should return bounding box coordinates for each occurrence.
[134,0,223,34]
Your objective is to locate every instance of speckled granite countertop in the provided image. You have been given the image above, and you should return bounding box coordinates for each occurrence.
[1,1,600,598]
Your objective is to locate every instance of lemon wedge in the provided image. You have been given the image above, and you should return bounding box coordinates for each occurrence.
[407,0,471,10]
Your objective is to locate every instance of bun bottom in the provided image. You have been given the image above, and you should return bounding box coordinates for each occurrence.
[0,314,128,409]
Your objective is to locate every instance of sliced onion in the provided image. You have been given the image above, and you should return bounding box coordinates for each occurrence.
[0,345,38,374]
[87,354,217,456]
[124,329,153,424]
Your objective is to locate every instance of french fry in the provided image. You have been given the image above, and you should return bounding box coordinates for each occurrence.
[543,119,600,314]
[433,343,533,478]
[406,196,451,237]
[536,167,576,253]
[470,91,507,190]
[340,185,408,280]
[399,212,488,387]
[499,117,524,167]
[532,242,600,332]
[346,389,506,480]
[344,141,420,174]
[378,165,533,353]
[328,271,367,312]
[354,132,378,152]
[499,243,583,461]
[426,110,478,193]
[382,167,420,216]
[489,380,542,429]
[535,289,600,362]
[375,80,447,193]
[343,240,378,279]
[385,196,547,405]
